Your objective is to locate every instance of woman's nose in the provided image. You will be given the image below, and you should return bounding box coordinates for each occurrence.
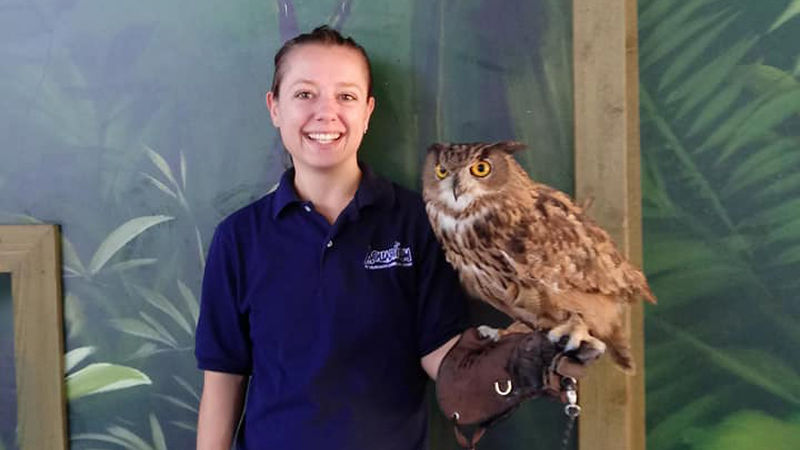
[314,96,339,121]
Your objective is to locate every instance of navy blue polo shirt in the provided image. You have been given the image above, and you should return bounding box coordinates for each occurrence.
[195,165,468,449]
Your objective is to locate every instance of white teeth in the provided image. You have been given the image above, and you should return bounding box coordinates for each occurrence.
[307,132,341,143]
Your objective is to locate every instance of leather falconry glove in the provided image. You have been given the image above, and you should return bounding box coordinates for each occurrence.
[435,327,589,449]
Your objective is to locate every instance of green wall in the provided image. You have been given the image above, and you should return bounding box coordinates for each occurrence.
[0,1,574,448]
[639,0,800,448]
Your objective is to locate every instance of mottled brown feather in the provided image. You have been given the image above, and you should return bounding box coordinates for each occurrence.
[422,141,656,373]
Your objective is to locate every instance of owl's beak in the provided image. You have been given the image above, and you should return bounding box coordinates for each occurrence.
[452,174,461,201]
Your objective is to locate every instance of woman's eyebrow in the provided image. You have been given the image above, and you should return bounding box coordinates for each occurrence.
[289,79,315,87]
[336,82,363,91]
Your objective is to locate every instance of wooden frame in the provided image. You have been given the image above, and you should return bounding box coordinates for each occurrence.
[573,1,645,450]
[0,225,68,450]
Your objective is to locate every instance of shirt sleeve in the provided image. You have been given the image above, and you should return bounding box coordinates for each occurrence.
[415,221,470,357]
[194,223,253,374]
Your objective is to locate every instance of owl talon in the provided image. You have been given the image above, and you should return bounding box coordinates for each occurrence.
[547,319,606,362]
[570,341,605,363]
[477,325,500,342]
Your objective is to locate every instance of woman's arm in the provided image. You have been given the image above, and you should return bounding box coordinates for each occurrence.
[196,370,248,450]
[420,335,461,380]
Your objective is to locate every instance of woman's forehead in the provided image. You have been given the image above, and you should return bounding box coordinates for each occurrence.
[282,44,369,82]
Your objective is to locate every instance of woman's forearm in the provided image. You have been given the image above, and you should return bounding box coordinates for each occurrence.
[197,370,248,450]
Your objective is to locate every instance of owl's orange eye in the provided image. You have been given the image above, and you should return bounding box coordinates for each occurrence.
[470,160,492,177]
[435,164,448,180]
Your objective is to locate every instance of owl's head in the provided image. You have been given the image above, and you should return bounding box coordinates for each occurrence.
[422,141,526,212]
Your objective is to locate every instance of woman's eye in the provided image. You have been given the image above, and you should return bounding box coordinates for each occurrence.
[469,160,492,177]
[340,93,357,101]
[294,91,312,99]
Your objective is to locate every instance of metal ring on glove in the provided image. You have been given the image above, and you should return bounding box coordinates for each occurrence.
[494,379,512,396]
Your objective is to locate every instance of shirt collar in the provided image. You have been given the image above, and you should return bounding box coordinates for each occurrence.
[271,163,395,219]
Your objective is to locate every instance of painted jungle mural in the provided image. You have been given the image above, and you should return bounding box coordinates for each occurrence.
[0,1,572,448]
[640,0,800,449]
[2,0,798,448]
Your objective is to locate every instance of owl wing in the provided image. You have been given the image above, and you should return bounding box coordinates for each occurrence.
[504,186,655,304]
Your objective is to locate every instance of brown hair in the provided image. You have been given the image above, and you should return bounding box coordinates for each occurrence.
[270,25,373,99]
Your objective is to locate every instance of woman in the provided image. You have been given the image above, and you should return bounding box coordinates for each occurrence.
[195,26,581,450]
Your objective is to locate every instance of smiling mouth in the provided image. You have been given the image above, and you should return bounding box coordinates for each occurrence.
[306,132,342,144]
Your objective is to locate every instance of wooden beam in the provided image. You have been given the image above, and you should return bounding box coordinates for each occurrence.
[573,1,645,450]
[0,225,68,450]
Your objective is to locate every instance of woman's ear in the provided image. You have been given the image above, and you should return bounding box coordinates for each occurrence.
[364,96,376,131]
[266,91,280,127]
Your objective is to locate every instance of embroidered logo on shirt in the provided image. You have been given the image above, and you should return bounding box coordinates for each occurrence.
[364,241,414,270]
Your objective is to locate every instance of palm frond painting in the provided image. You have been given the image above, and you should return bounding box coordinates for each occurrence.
[639,0,800,448]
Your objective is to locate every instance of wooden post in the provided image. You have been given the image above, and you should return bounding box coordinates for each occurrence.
[0,225,68,450]
[573,1,645,450]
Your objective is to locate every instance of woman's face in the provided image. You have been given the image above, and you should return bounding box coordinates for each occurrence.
[266,44,375,175]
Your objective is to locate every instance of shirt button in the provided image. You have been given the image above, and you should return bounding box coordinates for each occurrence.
[303,205,312,212]
[326,240,333,248]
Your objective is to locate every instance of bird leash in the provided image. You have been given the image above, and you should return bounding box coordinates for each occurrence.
[544,354,583,450]
[559,376,580,450]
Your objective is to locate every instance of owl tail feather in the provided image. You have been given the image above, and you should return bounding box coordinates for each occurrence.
[609,344,636,375]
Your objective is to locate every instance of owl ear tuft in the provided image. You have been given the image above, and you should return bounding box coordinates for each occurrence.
[492,141,526,154]
[427,142,447,154]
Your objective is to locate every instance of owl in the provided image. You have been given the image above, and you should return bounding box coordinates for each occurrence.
[422,141,656,373]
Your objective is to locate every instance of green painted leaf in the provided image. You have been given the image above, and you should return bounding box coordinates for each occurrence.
[150,414,167,450]
[755,172,800,200]
[647,394,720,450]
[66,363,151,400]
[111,318,177,348]
[71,433,131,448]
[775,245,800,265]
[170,421,197,433]
[157,393,198,414]
[696,93,765,153]
[644,236,728,275]
[134,285,194,337]
[654,320,800,405]
[105,258,159,274]
[744,197,800,227]
[173,375,200,401]
[142,173,177,200]
[719,88,800,163]
[64,293,85,339]
[641,0,722,68]
[667,37,758,110]
[107,426,155,450]
[639,0,680,30]
[650,264,749,309]
[721,139,798,197]
[179,150,187,191]
[88,215,173,275]
[65,346,95,373]
[128,343,160,360]
[770,0,800,32]
[145,145,179,190]
[195,227,206,270]
[686,74,745,137]
[742,64,800,94]
[61,237,86,277]
[139,311,179,348]
[177,279,200,326]
[657,13,741,91]
[686,410,800,449]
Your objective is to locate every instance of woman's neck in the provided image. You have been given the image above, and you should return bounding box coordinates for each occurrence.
[292,163,361,225]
